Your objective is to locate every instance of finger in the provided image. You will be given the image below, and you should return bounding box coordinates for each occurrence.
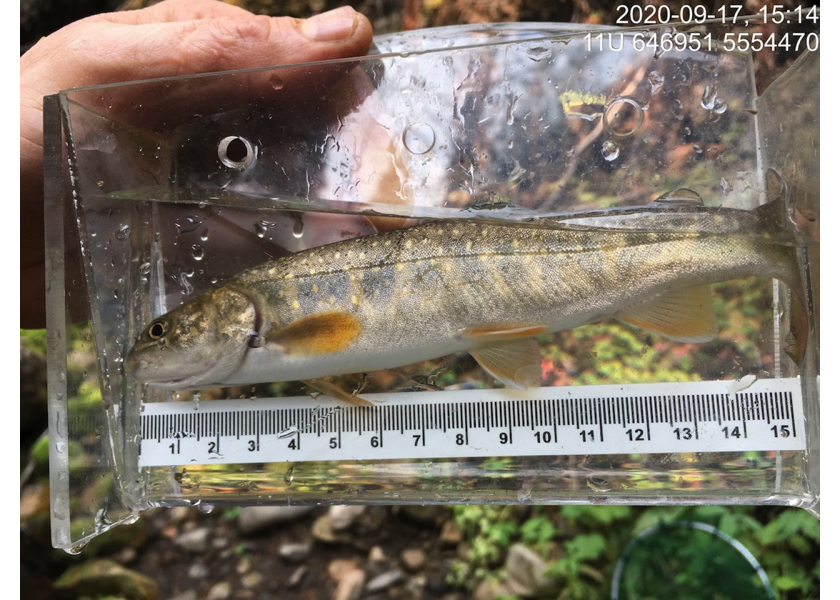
[98,0,257,25]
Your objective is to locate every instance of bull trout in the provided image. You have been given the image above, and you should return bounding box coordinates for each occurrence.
[126,191,805,404]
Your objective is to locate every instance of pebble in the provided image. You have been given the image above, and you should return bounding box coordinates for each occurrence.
[241,572,264,589]
[278,541,313,563]
[439,520,462,545]
[328,558,358,582]
[187,563,209,579]
[114,547,137,565]
[329,505,367,531]
[333,568,365,600]
[236,557,251,575]
[174,527,211,553]
[168,506,192,523]
[401,548,426,572]
[406,574,427,597]
[365,570,404,594]
[368,545,386,563]
[287,565,308,588]
[313,514,346,544]
[206,581,232,600]
[504,543,557,598]
[238,506,315,535]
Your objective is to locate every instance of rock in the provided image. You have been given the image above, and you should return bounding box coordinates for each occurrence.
[168,506,192,523]
[187,563,209,579]
[365,570,404,594]
[20,483,50,519]
[171,592,198,600]
[406,574,427,597]
[329,505,367,531]
[313,514,350,544]
[333,568,365,600]
[114,547,138,565]
[54,559,160,600]
[174,527,211,553]
[279,540,313,563]
[398,505,448,525]
[504,543,558,598]
[328,558,358,582]
[241,572,264,589]
[472,579,516,600]
[287,565,308,588]
[368,545,387,564]
[401,548,426,572]
[439,520,462,545]
[238,506,315,535]
[206,581,232,600]
[236,557,252,575]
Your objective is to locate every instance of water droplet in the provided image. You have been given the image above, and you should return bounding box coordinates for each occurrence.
[196,501,215,514]
[587,475,611,492]
[66,542,88,555]
[254,220,274,238]
[507,140,514,149]
[603,97,644,137]
[506,94,520,126]
[601,140,620,161]
[526,44,552,62]
[648,71,664,94]
[115,224,131,240]
[720,177,732,195]
[292,215,305,239]
[701,85,727,114]
[191,244,204,261]
[139,262,151,276]
[402,122,436,155]
[174,215,202,234]
[200,229,209,242]
[693,144,704,155]
[284,465,295,485]
[179,270,194,295]
[269,73,284,90]
[278,426,298,439]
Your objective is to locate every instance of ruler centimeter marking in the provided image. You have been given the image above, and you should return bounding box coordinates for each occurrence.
[138,378,806,467]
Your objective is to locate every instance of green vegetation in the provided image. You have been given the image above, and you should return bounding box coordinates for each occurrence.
[448,505,818,599]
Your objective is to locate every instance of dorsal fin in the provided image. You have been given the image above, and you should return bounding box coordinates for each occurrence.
[650,188,705,207]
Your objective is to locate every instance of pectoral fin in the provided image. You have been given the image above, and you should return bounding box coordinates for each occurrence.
[470,338,543,389]
[266,312,362,356]
[303,378,373,407]
[617,286,718,342]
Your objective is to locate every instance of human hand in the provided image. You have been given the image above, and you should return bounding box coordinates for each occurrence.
[20,0,373,328]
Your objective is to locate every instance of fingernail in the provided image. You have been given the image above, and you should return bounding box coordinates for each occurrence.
[299,6,358,42]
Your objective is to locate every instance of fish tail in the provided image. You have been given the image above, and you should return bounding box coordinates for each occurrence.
[757,195,811,366]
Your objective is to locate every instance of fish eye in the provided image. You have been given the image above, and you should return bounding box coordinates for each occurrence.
[148,321,167,340]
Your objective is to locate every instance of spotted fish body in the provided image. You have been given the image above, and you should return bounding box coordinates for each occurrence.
[126,199,803,397]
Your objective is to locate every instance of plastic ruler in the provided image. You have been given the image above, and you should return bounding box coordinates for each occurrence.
[138,378,805,467]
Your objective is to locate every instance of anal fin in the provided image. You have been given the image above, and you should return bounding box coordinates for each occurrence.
[617,286,718,343]
[470,338,543,389]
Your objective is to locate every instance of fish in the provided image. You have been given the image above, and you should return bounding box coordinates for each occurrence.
[125,191,806,405]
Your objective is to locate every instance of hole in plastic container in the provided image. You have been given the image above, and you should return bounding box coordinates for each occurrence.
[603,97,644,137]
[218,136,256,170]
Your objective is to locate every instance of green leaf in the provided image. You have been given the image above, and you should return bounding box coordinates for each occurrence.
[775,575,803,591]
[565,534,606,562]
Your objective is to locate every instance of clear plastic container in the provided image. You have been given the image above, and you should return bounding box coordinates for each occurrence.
[45,16,820,551]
